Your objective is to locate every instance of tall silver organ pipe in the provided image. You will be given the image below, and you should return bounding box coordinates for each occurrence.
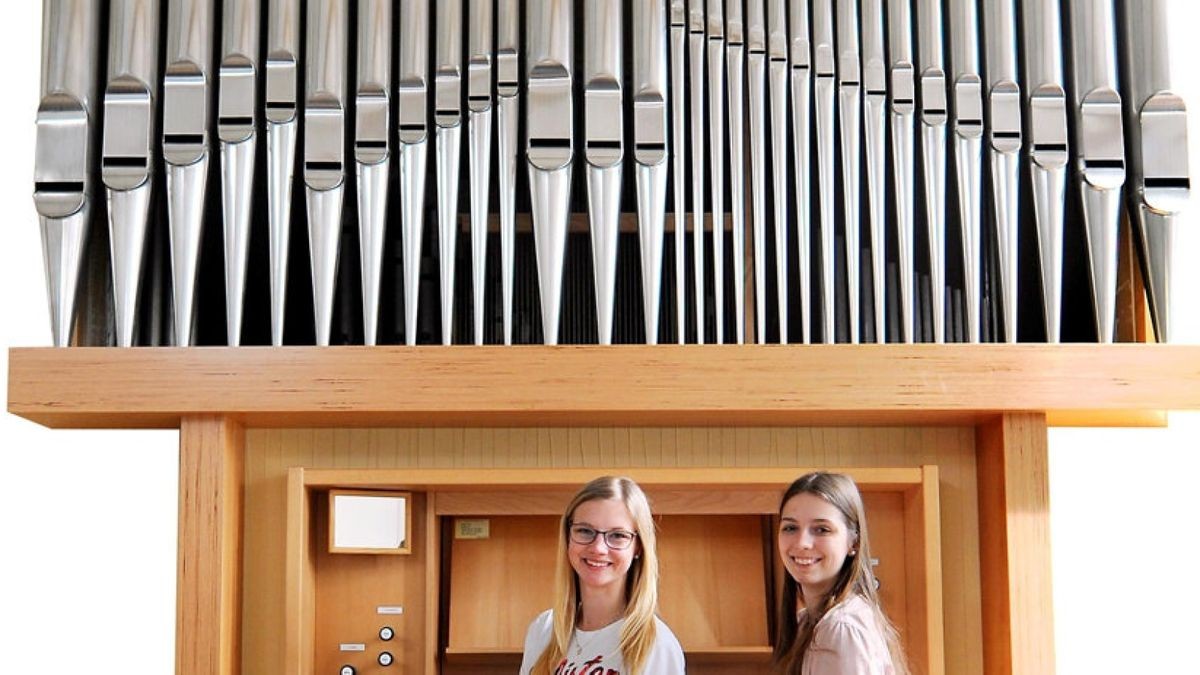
[862,0,888,344]
[670,0,687,344]
[949,0,984,344]
[917,0,948,343]
[303,0,348,347]
[1121,0,1190,344]
[163,0,215,348]
[585,0,624,346]
[497,0,520,346]
[397,0,429,347]
[355,0,391,346]
[748,0,769,344]
[888,0,917,343]
[688,0,706,344]
[1023,0,1069,343]
[836,0,861,343]
[36,0,100,348]
[789,0,812,344]
[526,0,574,346]
[219,0,260,347]
[984,0,1022,343]
[33,0,1192,347]
[102,0,160,348]
[467,0,495,347]
[1069,0,1124,344]
[265,0,299,346]
[435,0,464,345]
[768,0,790,344]
[633,0,670,346]
[725,0,747,344]
[812,0,836,343]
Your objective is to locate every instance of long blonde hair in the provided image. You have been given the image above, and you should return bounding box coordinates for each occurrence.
[772,472,910,675]
[530,476,661,675]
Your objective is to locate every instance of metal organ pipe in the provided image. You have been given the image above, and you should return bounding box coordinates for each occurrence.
[32,0,1191,347]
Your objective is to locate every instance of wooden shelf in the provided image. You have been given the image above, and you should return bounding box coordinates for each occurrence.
[9,344,1200,428]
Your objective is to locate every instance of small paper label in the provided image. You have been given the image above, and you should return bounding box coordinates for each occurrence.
[455,518,491,539]
[377,606,404,615]
[339,643,366,652]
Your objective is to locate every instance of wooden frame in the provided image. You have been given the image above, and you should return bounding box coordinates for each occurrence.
[287,466,943,674]
[10,343,1200,675]
[327,489,413,555]
[9,345,1200,428]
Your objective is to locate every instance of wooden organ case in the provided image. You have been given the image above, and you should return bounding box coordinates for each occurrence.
[9,345,1200,675]
[16,0,1200,674]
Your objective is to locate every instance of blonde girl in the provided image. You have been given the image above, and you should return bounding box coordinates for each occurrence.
[519,476,685,675]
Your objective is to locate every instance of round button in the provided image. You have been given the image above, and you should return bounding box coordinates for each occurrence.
[339,666,355,675]
[379,626,394,641]
[378,651,394,667]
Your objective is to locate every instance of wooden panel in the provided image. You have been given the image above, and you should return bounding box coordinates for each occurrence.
[657,515,770,649]
[435,488,787,516]
[242,425,982,675]
[977,414,1055,675]
[447,515,558,650]
[312,492,428,675]
[905,467,945,675]
[862,492,909,642]
[243,430,293,675]
[424,494,439,675]
[305,467,923,491]
[176,416,244,675]
[283,469,314,675]
[11,345,1200,428]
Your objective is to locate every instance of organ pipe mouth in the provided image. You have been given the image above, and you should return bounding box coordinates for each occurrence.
[1138,93,1191,215]
[34,94,89,218]
[101,78,154,192]
[219,57,257,144]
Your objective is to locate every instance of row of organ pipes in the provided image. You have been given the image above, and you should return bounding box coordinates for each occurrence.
[35,0,1190,346]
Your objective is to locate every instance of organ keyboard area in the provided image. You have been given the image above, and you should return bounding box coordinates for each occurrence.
[34,0,1190,348]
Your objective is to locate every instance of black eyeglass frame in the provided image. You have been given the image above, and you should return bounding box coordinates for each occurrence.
[567,523,639,550]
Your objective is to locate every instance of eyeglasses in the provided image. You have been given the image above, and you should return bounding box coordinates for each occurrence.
[568,524,638,550]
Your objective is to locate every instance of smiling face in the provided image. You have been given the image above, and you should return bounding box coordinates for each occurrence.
[777,491,857,603]
[567,498,639,593]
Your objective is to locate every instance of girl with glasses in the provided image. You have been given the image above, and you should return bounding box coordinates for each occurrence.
[518,476,686,675]
[774,472,910,675]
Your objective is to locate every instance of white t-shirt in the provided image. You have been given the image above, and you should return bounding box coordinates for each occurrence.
[518,609,686,675]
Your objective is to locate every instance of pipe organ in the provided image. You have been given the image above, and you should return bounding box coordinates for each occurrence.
[18,2,1200,675]
[35,0,1191,349]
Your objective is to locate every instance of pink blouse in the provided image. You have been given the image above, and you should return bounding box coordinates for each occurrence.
[800,595,895,675]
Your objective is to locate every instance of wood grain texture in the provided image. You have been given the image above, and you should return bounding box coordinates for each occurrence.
[447,515,558,651]
[977,414,1055,675]
[10,344,1200,428]
[242,426,978,675]
[282,469,314,675]
[905,466,946,675]
[176,416,244,675]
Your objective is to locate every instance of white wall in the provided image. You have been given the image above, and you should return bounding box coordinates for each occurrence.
[1,3,1197,673]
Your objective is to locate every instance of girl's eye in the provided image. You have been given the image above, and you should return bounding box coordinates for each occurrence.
[780,524,797,534]
[814,526,832,535]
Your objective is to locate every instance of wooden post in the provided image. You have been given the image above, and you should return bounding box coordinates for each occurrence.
[177,415,245,675]
[977,413,1055,675]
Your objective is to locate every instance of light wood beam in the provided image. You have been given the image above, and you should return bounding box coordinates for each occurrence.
[177,415,245,675]
[10,345,1199,428]
[977,413,1055,675]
